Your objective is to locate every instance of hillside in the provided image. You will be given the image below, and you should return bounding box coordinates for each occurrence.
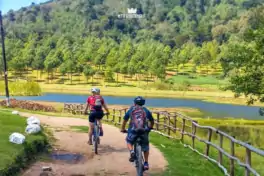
[0,0,264,104]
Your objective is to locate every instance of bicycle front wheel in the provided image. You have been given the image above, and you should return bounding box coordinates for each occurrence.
[93,126,99,154]
[135,144,144,176]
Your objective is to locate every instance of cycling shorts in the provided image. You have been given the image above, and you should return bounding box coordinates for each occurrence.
[89,110,104,123]
[126,132,149,152]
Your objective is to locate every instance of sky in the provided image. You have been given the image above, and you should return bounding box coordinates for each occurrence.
[0,0,48,14]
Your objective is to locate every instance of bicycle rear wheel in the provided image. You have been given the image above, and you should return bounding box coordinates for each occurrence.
[135,144,144,176]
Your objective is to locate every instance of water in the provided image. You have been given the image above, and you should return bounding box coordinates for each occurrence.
[51,153,82,163]
[3,93,263,120]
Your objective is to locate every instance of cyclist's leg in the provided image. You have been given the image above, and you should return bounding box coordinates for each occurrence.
[142,133,150,169]
[126,132,136,162]
[88,112,96,145]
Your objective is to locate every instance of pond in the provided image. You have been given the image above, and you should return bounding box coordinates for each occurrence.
[4,93,263,120]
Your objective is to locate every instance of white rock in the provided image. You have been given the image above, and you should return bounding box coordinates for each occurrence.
[25,124,41,134]
[27,116,41,125]
[9,133,25,144]
[12,111,19,115]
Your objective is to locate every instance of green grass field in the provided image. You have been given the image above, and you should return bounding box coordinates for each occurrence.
[167,75,227,85]
[0,111,47,175]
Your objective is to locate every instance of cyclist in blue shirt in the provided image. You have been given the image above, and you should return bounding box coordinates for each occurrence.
[121,96,154,170]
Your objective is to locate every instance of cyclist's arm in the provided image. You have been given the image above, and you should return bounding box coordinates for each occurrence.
[146,110,155,129]
[121,110,130,131]
[102,103,110,114]
[84,98,90,113]
[101,98,110,114]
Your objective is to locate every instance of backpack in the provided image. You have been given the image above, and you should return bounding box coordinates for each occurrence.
[93,95,103,111]
[130,105,147,131]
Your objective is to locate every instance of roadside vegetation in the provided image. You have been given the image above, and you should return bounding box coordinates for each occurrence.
[2,102,264,175]
[0,111,48,176]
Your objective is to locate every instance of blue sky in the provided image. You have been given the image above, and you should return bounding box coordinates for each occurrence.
[0,0,48,14]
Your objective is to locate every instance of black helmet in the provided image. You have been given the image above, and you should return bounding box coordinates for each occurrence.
[134,96,145,106]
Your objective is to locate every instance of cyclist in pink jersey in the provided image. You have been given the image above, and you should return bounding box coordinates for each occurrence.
[84,88,109,145]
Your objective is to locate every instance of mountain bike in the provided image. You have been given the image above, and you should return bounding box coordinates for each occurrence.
[86,111,109,154]
[122,128,149,176]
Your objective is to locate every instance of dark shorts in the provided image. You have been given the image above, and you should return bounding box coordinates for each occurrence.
[89,110,104,123]
[126,132,149,151]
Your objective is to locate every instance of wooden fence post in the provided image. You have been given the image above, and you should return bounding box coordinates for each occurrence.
[163,114,167,133]
[230,136,235,176]
[113,109,116,123]
[181,119,186,142]
[156,113,160,131]
[218,133,223,165]
[205,128,212,156]
[168,114,171,136]
[192,121,197,149]
[174,114,177,134]
[245,142,252,176]
[118,110,122,125]
[106,111,109,121]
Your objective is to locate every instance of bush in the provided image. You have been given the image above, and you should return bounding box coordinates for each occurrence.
[0,81,42,96]
[104,70,115,82]
[173,80,191,91]
[149,81,173,90]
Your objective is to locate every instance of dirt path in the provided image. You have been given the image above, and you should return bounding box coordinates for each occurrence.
[20,113,167,176]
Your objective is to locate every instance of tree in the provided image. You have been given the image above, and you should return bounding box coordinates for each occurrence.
[44,50,62,83]
[59,63,67,83]
[83,65,95,83]
[221,29,264,105]
[32,46,47,79]
[65,59,77,85]
[179,41,195,69]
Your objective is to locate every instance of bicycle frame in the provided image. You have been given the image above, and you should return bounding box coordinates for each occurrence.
[133,134,145,176]
[93,119,100,154]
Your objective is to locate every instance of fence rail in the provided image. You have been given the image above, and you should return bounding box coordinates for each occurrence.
[64,103,264,176]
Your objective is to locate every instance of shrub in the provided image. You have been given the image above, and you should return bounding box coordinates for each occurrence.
[0,81,42,96]
[149,81,173,90]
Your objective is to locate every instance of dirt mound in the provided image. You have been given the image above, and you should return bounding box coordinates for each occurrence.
[0,99,56,112]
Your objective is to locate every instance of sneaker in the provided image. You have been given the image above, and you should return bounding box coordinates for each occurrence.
[129,151,136,162]
[144,162,149,170]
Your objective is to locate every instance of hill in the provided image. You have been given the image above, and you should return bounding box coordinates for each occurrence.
[1,0,264,104]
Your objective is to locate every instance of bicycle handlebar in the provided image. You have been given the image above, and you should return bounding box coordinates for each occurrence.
[121,128,153,134]
[84,111,110,116]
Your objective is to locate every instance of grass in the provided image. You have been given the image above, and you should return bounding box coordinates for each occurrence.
[70,126,89,133]
[0,81,42,96]
[150,133,229,176]
[0,111,48,176]
[167,75,227,85]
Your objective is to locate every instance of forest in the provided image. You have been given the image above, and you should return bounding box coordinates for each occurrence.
[0,0,263,104]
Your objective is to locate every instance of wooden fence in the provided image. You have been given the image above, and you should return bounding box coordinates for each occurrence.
[63,103,264,176]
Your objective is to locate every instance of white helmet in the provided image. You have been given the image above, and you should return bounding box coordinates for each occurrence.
[91,88,97,93]
[96,88,100,94]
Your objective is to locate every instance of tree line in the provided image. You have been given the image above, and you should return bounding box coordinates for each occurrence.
[0,0,263,104]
